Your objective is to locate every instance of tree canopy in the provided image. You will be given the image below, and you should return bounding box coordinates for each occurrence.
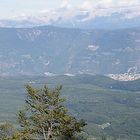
[0,85,86,140]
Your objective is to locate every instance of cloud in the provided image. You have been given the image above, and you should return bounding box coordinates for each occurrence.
[7,0,140,24]
[115,0,140,7]
[61,0,70,8]
[78,0,140,19]
[79,0,93,10]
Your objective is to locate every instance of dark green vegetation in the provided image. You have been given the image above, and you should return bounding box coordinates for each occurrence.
[0,26,140,75]
[0,85,86,140]
[0,75,140,139]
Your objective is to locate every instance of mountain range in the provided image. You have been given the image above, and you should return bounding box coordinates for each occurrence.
[0,10,140,29]
[0,26,140,76]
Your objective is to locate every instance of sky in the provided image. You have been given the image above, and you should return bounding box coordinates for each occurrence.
[0,0,81,18]
[0,0,140,19]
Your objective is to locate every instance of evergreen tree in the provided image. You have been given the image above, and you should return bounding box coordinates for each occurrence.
[0,122,14,140]
[18,85,86,140]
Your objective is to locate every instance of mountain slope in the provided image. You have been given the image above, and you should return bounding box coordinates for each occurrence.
[0,26,140,76]
[0,75,140,139]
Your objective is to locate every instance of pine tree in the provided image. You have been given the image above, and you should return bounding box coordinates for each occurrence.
[0,122,14,140]
[18,85,86,140]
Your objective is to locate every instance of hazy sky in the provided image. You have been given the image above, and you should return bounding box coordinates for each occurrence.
[0,0,140,19]
[0,0,83,18]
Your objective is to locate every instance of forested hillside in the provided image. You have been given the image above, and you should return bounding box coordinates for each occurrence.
[0,26,140,75]
[0,75,140,139]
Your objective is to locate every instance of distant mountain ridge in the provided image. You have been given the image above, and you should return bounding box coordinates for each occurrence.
[0,26,140,76]
[0,12,140,29]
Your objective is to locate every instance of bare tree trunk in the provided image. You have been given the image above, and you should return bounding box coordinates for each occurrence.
[46,122,53,140]
[42,127,47,140]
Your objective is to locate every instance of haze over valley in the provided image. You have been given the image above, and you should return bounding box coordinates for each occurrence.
[0,0,140,140]
[0,26,140,78]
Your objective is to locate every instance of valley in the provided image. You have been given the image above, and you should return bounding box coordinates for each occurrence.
[0,75,140,140]
[0,1,140,140]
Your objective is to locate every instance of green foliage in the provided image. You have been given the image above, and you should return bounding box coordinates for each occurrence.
[0,122,15,140]
[0,75,140,139]
[17,85,86,140]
